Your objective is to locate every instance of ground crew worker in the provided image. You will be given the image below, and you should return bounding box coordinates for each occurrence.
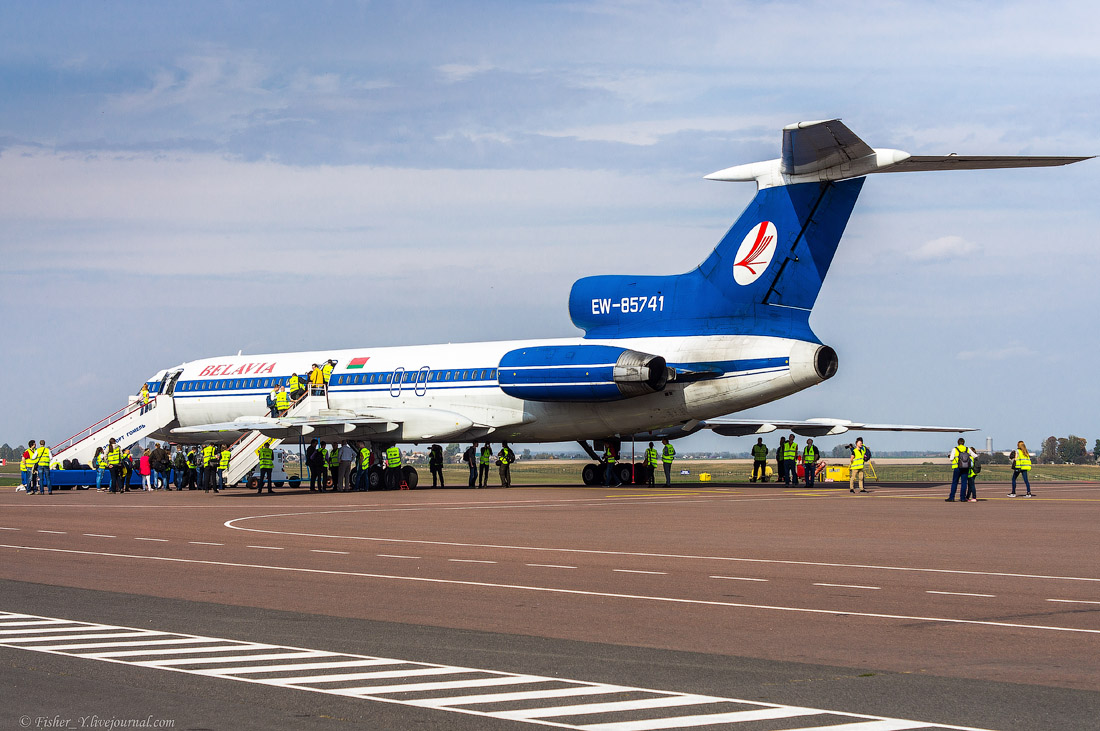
[849,437,869,493]
[185,447,198,490]
[201,443,216,491]
[256,440,275,494]
[644,442,659,487]
[946,438,976,502]
[429,444,445,488]
[464,442,479,488]
[775,436,786,484]
[479,443,492,487]
[36,440,52,495]
[802,438,820,487]
[322,359,335,384]
[782,433,798,486]
[20,440,34,493]
[385,444,402,490]
[602,442,618,486]
[218,445,231,490]
[357,443,372,491]
[750,438,768,482]
[274,385,290,415]
[328,442,341,487]
[1009,440,1033,497]
[120,448,133,491]
[287,373,305,402]
[106,438,123,493]
[93,447,108,492]
[497,442,515,488]
[661,438,675,487]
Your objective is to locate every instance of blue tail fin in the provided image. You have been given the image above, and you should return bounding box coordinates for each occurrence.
[568,178,864,340]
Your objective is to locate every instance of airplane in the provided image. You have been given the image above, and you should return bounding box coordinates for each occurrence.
[49,120,1090,487]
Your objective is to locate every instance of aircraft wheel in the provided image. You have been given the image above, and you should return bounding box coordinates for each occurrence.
[368,466,384,490]
[288,478,301,490]
[403,466,419,489]
[581,463,600,486]
[616,464,633,486]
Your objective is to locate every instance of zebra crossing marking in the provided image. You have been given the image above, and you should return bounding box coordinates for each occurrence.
[0,611,993,731]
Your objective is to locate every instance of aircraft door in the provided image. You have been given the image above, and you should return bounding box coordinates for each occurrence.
[414,367,429,396]
[390,367,404,397]
[161,369,183,418]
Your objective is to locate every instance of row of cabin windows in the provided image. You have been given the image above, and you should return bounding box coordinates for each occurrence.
[333,369,497,386]
[172,369,499,393]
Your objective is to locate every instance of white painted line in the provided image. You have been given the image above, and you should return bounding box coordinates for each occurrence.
[0,625,107,636]
[526,564,577,569]
[815,583,881,590]
[83,534,116,538]
[0,527,19,531]
[225,512,1100,584]
[710,576,768,582]
[38,530,67,534]
[0,631,156,644]
[311,549,350,555]
[2,544,1093,636]
[496,693,718,720]
[34,637,216,652]
[189,541,223,546]
[613,569,667,575]
[448,559,497,564]
[0,610,1001,731]
[377,554,419,559]
[577,706,819,729]
[134,538,169,542]
[1047,598,1100,605]
[926,591,996,598]
[246,545,284,550]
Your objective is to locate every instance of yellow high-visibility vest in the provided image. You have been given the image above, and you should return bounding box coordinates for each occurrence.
[1015,450,1032,470]
[851,446,867,470]
[386,446,401,468]
[219,450,231,470]
[662,444,675,463]
[359,447,371,469]
[36,446,51,466]
[256,447,274,469]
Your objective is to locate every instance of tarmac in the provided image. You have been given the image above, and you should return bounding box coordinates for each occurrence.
[1,480,1097,730]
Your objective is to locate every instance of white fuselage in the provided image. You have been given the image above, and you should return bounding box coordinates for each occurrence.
[150,334,829,445]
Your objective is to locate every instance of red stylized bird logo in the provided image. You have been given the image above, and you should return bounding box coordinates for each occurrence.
[735,223,774,275]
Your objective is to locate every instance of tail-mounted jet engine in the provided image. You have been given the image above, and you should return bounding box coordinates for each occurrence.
[498,345,668,402]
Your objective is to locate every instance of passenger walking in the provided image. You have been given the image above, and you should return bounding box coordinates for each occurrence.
[849,437,869,493]
[91,447,106,492]
[275,385,290,416]
[1009,441,1033,497]
[120,448,133,491]
[267,384,280,417]
[36,440,52,495]
[775,436,786,484]
[150,443,169,489]
[139,450,153,491]
[308,363,324,393]
[479,443,492,487]
[256,440,275,494]
[661,438,675,486]
[201,443,216,491]
[644,442,659,486]
[497,442,515,488]
[305,440,319,491]
[750,438,768,482]
[946,438,976,502]
[287,372,306,402]
[802,438,820,487]
[139,383,151,415]
[172,447,187,489]
[322,359,336,384]
[429,444,445,487]
[464,442,478,488]
[964,457,979,502]
[782,433,798,486]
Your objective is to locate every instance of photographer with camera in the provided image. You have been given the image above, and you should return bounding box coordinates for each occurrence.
[848,437,870,493]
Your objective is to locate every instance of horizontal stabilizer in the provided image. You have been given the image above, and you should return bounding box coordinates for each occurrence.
[881,155,1092,173]
[703,417,975,438]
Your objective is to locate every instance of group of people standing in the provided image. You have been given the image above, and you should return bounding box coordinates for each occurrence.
[301,439,408,493]
[748,434,829,487]
[19,439,53,494]
[946,437,1034,502]
[461,442,517,487]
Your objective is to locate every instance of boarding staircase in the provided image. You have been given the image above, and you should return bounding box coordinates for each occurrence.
[51,396,177,468]
[222,392,321,486]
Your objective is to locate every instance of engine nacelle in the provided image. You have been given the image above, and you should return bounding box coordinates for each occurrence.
[498,345,668,402]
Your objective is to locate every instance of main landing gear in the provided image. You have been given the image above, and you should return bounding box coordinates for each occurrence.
[577,439,651,486]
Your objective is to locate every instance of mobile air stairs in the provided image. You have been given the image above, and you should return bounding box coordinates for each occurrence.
[221,390,321,488]
[50,395,177,468]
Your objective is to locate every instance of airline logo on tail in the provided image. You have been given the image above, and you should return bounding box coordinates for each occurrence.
[733,221,777,285]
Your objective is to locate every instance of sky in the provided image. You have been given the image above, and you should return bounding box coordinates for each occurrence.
[2,0,1097,457]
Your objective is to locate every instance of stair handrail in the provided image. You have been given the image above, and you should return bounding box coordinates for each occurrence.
[52,396,159,454]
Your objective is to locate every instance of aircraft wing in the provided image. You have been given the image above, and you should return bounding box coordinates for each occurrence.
[701,417,975,438]
[172,406,477,441]
[881,155,1092,173]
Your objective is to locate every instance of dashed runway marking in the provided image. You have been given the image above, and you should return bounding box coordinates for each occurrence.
[613,569,667,575]
[816,583,882,590]
[377,554,419,559]
[526,563,577,569]
[134,537,169,542]
[926,592,996,598]
[710,576,768,582]
[1047,599,1100,605]
[38,530,66,534]
[189,541,223,545]
[246,545,284,550]
[310,549,349,555]
[449,559,497,564]
[83,533,115,538]
[0,611,993,731]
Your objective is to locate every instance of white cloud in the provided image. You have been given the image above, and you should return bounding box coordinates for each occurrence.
[906,235,980,263]
[538,116,776,146]
[436,62,495,83]
[957,345,1037,361]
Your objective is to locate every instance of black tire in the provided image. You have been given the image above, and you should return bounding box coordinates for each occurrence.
[617,464,634,486]
[403,466,419,489]
[247,476,260,490]
[581,463,600,486]
[274,480,284,488]
[632,463,646,485]
[384,469,400,491]
[288,478,301,490]
[368,466,384,490]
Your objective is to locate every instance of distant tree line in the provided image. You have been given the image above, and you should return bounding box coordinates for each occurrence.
[1036,435,1096,464]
